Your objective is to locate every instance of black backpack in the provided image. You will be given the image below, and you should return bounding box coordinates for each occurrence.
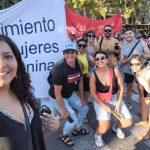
[47,59,65,85]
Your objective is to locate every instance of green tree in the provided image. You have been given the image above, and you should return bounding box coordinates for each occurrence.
[0,0,21,9]
[1,0,149,24]
[65,0,149,24]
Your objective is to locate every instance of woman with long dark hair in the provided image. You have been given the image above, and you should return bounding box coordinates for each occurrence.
[0,34,60,150]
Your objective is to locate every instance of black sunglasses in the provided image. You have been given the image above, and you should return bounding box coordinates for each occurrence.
[78,44,87,48]
[95,56,106,61]
[88,35,95,38]
[104,29,112,32]
[130,63,140,66]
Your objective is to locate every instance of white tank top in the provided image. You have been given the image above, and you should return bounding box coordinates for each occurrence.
[137,68,150,93]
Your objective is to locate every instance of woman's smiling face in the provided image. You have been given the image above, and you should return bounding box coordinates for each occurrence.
[95,53,108,68]
[130,58,142,73]
[0,41,18,88]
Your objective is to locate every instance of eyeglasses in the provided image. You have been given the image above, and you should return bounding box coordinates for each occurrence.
[88,35,95,38]
[78,44,87,48]
[130,63,140,66]
[95,56,106,61]
[104,29,112,32]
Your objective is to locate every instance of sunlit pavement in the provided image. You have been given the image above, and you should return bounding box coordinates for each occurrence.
[44,92,150,150]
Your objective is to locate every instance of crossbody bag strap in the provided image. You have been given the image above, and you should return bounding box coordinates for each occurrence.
[99,36,104,51]
[126,40,140,58]
[21,103,33,150]
[109,68,113,92]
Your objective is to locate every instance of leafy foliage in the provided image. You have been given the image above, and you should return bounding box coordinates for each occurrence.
[0,0,149,24]
[0,0,21,9]
[65,0,150,24]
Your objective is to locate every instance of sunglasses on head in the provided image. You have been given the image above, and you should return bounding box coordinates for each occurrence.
[95,56,106,61]
[130,63,140,66]
[78,44,87,48]
[104,29,112,32]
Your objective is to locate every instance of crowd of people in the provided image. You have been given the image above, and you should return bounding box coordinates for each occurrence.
[0,24,149,149]
[49,25,150,148]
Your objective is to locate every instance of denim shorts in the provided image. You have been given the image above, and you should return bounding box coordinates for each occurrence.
[94,93,132,120]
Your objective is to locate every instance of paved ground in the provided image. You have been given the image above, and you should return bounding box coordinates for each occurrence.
[44,91,150,150]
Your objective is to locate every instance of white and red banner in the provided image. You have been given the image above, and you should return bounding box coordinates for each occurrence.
[65,6,122,38]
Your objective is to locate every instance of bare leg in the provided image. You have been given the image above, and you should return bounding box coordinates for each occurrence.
[127,83,133,107]
[139,105,150,140]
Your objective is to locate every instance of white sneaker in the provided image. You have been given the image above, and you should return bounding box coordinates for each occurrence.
[112,124,125,139]
[95,133,104,147]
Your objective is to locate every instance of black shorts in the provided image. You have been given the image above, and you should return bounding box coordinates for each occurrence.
[74,75,89,91]
[83,75,89,91]
[124,73,134,84]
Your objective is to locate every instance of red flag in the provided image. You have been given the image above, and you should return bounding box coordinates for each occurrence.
[65,6,122,38]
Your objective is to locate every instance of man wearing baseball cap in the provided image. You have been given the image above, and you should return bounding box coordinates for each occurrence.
[68,30,77,47]
[49,41,89,147]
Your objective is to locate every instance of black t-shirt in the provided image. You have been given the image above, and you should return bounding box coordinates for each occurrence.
[49,59,81,98]
[0,108,46,150]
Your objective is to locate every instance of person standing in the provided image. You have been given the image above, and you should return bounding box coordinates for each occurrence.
[0,34,60,150]
[68,30,77,46]
[121,28,150,112]
[86,31,96,72]
[90,51,132,147]
[96,25,121,68]
[49,41,89,147]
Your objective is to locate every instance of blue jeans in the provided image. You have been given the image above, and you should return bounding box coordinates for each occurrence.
[50,92,89,135]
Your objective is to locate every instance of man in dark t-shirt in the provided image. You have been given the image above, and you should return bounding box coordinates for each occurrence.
[49,41,89,147]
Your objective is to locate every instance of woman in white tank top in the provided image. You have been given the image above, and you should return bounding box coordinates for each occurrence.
[130,54,150,140]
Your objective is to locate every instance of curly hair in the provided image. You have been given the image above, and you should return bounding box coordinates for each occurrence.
[0,34,36,108]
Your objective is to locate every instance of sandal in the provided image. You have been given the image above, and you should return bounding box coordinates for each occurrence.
[84,116,89,123]
[72,128,89,136]
[59,133,74,147]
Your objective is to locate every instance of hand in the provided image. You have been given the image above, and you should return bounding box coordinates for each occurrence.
[104,105,112,113]
[115,103,120,113]
[41,113,60,132]
[62,109,69,120]
[105,48,111,53]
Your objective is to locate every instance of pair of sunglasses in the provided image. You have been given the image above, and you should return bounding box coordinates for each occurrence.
[88,34,95,38]
[104,29,112,32]
[78,44,86,48]
[130,63,140,66]
[95,56,106,61]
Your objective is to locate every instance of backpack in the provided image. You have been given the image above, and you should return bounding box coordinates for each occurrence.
[47,59,65,85]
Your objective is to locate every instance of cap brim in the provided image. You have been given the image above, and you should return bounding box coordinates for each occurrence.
[63,49,77,52]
